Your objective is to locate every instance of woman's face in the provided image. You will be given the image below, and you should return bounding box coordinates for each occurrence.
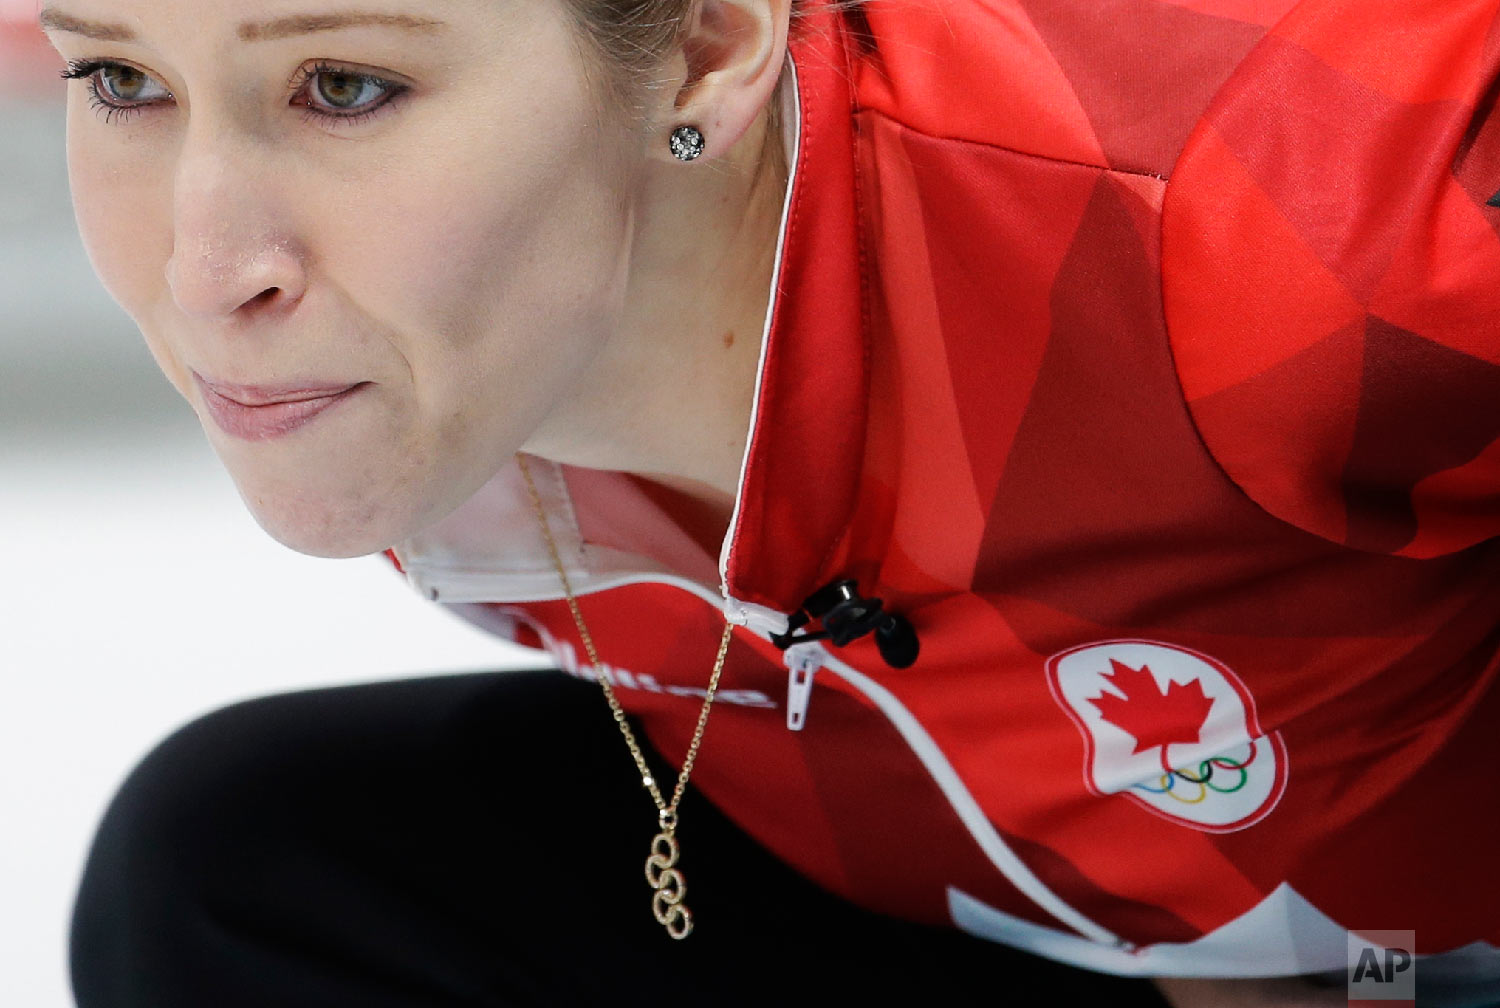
[43,0,644,557]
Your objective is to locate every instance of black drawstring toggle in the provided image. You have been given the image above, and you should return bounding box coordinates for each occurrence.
[769,579,920,669]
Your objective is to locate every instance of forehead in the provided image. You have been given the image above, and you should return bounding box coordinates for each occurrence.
[37,1,508,48]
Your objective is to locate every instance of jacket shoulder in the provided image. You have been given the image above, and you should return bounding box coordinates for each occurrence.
[850,0,1294,177]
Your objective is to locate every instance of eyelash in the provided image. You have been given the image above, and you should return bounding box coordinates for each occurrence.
[59,58,410,128]
[60,59,149,124]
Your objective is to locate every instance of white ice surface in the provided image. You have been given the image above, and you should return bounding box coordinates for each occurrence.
[1,435,539,1007]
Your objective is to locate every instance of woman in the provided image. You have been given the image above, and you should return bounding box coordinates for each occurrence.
[42,0,1500,1004]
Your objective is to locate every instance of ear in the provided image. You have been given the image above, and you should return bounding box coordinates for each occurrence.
[654,0,792,162]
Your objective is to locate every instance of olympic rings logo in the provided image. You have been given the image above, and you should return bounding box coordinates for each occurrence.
[1133,741,1258,804]
[644,831,693,939]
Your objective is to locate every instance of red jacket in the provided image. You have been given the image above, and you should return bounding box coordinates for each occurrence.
[392,0,1500,980]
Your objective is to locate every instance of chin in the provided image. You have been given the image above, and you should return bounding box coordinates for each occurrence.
[212,430,501,561]
[237,486,419,560]
[261,525,391,560]
[252,510,400,560]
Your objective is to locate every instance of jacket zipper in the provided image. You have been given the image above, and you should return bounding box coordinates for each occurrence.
[782,642,825,731]
[721,596,822,731]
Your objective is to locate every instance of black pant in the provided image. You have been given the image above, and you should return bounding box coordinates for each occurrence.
[70,669,1170,1006]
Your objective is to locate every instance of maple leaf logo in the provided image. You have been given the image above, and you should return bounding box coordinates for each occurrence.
[1088,660,1215,771]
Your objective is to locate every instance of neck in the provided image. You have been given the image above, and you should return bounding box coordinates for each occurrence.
[523,91,790,529]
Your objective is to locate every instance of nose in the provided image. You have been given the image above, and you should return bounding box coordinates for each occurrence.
[165,136,307,321]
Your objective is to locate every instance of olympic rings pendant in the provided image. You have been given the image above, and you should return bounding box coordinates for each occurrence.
[644,830,693,939]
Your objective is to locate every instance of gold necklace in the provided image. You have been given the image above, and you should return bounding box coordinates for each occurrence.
[518,455,734,940]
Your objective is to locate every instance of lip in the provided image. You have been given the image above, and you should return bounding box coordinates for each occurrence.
[193,373,367,442]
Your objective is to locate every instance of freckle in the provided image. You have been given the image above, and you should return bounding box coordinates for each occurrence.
[722,330,735,349]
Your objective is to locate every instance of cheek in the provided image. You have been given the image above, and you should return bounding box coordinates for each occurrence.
[67,110,181,380]
[67,111,173,315]
[324,91,640,433]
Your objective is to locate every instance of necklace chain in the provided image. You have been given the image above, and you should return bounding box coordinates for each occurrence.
[518,455,733,939]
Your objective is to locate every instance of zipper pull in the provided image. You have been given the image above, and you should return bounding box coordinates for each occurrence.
[783,644,823,731]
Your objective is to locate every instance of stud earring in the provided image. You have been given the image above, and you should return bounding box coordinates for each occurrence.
[669,125,706,162]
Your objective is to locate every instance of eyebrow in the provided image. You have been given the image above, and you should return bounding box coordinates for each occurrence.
[238,12,445,43]
[38,9,445,44]
[37,10,133,41]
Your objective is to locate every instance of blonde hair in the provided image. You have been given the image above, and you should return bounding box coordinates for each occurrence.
[563,0,697,113]
[561,0,847,134]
